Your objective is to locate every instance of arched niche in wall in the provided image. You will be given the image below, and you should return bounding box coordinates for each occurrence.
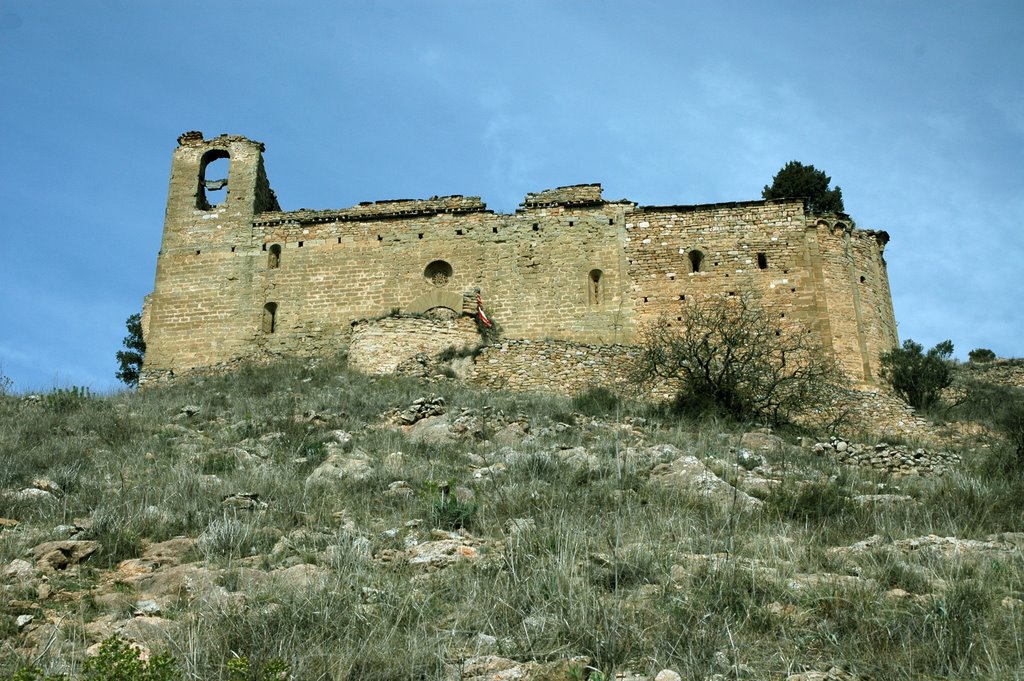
[197,149,230,210]
[588,269,603,306]
[267,243,281,269]
[262,302,277,334]
[688,249,705,273]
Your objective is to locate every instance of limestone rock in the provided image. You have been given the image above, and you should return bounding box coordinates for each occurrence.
[650,455,762,510]
[32,540,101,571]
[305,449,373,485]
[740,431,785,451]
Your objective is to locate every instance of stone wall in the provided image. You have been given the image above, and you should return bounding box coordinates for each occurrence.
[471,339,642,395]
[142,132,898,388]
[349,316,481,375]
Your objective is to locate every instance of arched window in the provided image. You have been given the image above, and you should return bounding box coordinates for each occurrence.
[262,302,277,334]
[197,149,230,210]
[424,260,453,287]
[588,269,603,306]
[688,249,704,273]
[268,244,281,269]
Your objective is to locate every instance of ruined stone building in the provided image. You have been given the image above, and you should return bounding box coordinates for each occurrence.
[141,132,898,391]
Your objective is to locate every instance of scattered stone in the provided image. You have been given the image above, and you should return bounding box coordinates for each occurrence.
[133,599,162,617]
[305,449,374,485]
[654,670,682,681]
[13,488,56,502]
[16,614,34,629]
[406,538,479,569]
[221,492,267,511]
[505,518,535,537]
[386,480,415,497]
[787,668,858,681]
[32,540,101,571]
[740,431,785,451]
[4,559,35,580]
[177,405,201,418]
[650,455,763,510]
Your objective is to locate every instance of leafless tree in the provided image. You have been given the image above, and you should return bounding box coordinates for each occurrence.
[632,294,845,425]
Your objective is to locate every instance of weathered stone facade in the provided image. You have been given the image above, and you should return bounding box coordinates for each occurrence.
[142,132,898,387]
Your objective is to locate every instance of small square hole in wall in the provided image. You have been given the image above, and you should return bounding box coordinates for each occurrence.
[791,288,796,293]
[532,223,539,231]
[262,244,267,251]
[298,241,304,247]
[609,218,614,225]
[780,312,786,318]
[568,220,574,227]
[337,237,342,244]
[418,233,423,239]
[195,250,201,255]
[783,269,788,274]
[729,291,735,296]
[677,316,682,321]
[377,235,383,242]
[492,227,497,234]
[678,294,685,300]
[860,275,866,283]
[725,273,729,278]
[456,229,463,236]
[775,330,781,336]
[643,297,648,303]
[669,274,675,280]
[230,246,235,252]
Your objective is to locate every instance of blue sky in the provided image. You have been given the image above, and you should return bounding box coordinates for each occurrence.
[1,0,1021,392]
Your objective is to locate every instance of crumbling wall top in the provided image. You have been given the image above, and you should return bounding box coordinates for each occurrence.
[176,131,266,152]
[520,183,604,209]
[254,194,488,226]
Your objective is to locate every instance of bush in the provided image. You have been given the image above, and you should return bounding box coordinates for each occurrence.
[968,348,996,363]
[631,294,844,425]
[762,160,845,214]
[879,339,954,410]
[82,636,178,681]
[116,312,146,387]
[571,386,622,416]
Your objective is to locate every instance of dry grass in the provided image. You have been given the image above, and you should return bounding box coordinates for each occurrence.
[0,355,1022,679]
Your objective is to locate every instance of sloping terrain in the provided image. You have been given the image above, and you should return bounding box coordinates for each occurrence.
[1,357,1022,680]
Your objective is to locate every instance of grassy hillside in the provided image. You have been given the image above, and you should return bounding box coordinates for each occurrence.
[1,356,1022,680]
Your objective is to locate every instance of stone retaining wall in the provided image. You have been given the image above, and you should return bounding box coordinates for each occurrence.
[349,316,481,375]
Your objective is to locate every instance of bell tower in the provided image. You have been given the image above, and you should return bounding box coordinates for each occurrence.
[160,131,279,252]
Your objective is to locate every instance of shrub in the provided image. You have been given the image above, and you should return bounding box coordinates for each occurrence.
[571,386,621,416]
[953,379,1024,473]
[762,160,844,214]
[968,347,996,363]
[631,294,844,425]
[879,339,954,410]
[115,312,146,387]
[82,636,178,681]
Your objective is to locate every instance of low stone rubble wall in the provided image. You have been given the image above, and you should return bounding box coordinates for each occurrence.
[814,436,961,476]
[349,316,480,375]
[470,339,644,395]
